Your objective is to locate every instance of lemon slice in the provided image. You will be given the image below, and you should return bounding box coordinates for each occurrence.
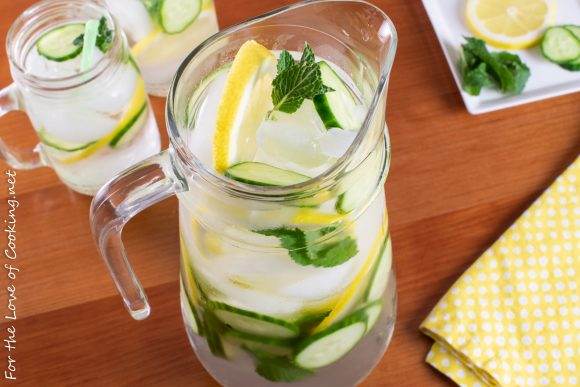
[61,76,147,164]
[202,0,214,11]
[292,208,344,225]
[312,218,388,333]
[131,29,162,57]
[213,40,276,173]
[180,237,200,303]
[466,0,556,49]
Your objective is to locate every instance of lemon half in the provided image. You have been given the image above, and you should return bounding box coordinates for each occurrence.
[466,0,556,49]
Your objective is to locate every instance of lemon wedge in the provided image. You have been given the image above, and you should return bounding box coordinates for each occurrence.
[312,218,388,333]
[213,40,276,173]
[466,0,556,49]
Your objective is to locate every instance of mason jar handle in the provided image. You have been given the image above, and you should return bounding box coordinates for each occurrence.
[0,83,43,169]
[90,149,186,320]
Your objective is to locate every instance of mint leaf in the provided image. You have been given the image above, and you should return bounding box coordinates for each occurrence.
[295,311,330,331]
[73,34,83,47]
[256,228,311,265]
[256,226,358,267]
[300,44,315,63]
[459,37,530,95]
[248,349,312,382]
[310,237,358,267]
[304,226,336,259]
[277,51,295,73]
[202,310,226,358]
[270,43,333,115]
[460,61,491,96]
[493,51,530,94]
[96,17,113,52]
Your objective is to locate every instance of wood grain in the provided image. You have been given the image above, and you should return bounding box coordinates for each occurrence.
[0,0,578,386]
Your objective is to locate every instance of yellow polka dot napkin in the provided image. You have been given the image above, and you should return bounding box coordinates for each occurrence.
[420,158,579,387]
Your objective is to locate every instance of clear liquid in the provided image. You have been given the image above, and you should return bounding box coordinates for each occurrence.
[179,52,395,385]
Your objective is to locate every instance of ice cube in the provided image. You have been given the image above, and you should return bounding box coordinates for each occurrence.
[25,47,104,79]
[256,101,329,168]
[317,128,358,158]
[105,0,154,43]
[88,63,138,114]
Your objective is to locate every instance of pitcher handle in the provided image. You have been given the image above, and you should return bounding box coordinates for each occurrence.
[90,149,186,320]
[0,83,43,169]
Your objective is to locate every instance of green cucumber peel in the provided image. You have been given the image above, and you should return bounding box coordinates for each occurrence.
[79,20,99,72]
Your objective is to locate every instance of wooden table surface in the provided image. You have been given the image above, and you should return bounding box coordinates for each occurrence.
[0,0,578,386]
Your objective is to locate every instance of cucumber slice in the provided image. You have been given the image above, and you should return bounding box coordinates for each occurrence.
[313,61,361,130]
[159,0,202,34]
[294,313,367,369]
[109,102,147,147]
[208,301,300,339]
[364,236,392,302]
[37,129,96,152]
[40,102,147,161]
[564,25,580,41]
[560,27,580,71]
[336,150,382,214]
[180,248,205,335]
[541,27,580,64]
[225,162,310,187]
[36,23,85,62]
[180,279,200,334]
[360,300,383,333]
[560,58,580,71]
[226,330,295,356]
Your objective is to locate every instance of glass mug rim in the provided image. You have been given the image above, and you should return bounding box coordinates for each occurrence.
[6,0,122,92]
[166,0,397,202]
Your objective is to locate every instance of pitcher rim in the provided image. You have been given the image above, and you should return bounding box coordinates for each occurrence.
[166,0,397,201]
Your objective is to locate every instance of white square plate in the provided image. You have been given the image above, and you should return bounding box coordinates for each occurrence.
[421,0,580,114]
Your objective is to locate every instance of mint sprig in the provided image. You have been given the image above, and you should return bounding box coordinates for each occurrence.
[256,226,358,267]
[247,348,312,382]
[73,17,113,54]
[270,43,333,115]
[459,37,530,96]
[201,310,226,358]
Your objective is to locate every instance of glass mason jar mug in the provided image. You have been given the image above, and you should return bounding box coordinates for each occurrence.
[0,0,160,195]
[105,0,220,96]
[91,1,397,385]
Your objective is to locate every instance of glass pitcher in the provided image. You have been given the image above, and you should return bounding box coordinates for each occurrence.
[0,0,161,195]
[91,1,397,385]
